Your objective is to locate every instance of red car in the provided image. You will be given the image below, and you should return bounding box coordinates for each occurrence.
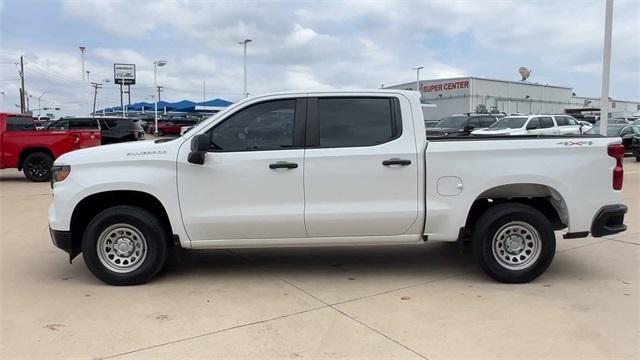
[0,113,101,181]
[149,119,197,136]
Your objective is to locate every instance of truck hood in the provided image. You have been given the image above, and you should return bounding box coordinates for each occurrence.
[54,139,179,166]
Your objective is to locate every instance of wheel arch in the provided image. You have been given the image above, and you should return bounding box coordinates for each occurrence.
[69,190,174,257]
[18,147,54,170]
[461,183,568,242]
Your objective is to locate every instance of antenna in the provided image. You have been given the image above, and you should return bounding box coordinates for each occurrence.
[518,67,531,82]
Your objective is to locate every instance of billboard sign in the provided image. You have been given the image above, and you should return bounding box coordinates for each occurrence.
[114,63,136,85]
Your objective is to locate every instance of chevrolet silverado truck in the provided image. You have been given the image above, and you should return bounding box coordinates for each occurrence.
[48,90,628,285]
[0,112,101,181]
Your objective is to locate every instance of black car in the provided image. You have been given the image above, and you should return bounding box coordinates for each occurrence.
[631,135,640,162]
[425,113,501,137]
[585,124,640,155]
[46,117,144,144]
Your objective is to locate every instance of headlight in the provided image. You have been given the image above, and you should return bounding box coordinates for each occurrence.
[51,165,71,185]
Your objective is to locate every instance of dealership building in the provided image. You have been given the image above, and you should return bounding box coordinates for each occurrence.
[387,76,640,121]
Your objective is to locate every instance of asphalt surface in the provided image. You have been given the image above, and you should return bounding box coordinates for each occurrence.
[1,158,638,359]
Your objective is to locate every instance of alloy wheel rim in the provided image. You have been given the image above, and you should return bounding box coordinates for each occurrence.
[27,159,48,178]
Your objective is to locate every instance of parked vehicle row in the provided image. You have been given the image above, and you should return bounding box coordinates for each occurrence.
[585,124,640,158]
[45,117,145,144]
[48,90,627,286]
[471,114,585,136]
[425,113,504,137]
[0,113,101,181]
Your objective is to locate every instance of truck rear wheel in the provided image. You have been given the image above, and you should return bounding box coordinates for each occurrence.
[82,206,168,285]
[23,152,53,182]
[473,203,555,283]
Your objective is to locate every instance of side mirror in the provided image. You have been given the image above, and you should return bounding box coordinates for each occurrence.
[526,124,538,130]
[464,124,476,131]
[188,134,210,165]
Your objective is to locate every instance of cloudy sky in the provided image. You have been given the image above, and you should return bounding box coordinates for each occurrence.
[0,0,638,115]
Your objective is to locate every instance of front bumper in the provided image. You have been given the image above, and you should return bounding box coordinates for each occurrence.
[49,227,80,263]
[591,204,627,237]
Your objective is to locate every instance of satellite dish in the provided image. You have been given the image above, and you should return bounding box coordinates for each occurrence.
[519,67,531,81]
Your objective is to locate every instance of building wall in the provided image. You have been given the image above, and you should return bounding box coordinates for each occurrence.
[388,77,639,121]
[571,96,640,116]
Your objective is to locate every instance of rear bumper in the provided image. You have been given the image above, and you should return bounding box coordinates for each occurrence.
[591,204,627,237]
[49,227,80,262]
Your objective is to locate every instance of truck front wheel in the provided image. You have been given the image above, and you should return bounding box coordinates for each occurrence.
[473,203,556,283]
[23,152,53,182]
[82,206,168,285]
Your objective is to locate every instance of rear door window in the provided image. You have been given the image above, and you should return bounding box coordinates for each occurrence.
[6,116,35,131]
[69,118,99,129]
[316,97,400,147]
[479,117,496,127]
[539,117,555,128]
[527,118,541,129]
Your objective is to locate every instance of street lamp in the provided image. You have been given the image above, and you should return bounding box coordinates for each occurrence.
[153,60,167,135]
[412,66,424,95]
[79,46,86,114]
[238,39,252,97]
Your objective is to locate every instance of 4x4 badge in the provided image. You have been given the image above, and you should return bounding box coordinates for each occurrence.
[557,141,593,146]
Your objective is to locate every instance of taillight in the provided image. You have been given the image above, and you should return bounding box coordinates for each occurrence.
[607,144,624,190]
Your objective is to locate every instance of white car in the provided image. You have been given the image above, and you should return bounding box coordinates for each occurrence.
[48,90,628,285]
[471,115,582,136]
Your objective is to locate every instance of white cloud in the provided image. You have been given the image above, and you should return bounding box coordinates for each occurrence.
[1,0,637,116]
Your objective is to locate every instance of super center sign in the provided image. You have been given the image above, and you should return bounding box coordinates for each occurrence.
[421,80,469,93]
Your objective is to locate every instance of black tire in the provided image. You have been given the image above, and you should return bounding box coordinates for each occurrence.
[23,152,53,182]
[156,129,164,137]
[82,206,168,285]
[472,203,555,283]
[636,156,639,162]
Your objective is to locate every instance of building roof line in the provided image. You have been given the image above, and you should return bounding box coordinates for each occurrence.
[387,76,573,90]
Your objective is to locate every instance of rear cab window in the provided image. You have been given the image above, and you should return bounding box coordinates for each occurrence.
[6,116,35,131]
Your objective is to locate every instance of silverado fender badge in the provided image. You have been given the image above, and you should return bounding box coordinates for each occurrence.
[556,141,594,146]
[126,150,168,156]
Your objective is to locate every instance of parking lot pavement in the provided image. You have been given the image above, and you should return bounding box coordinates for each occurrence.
[1,158,638,359]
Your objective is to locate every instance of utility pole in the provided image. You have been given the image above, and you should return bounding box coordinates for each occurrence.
[79,46,86,114]
[156,86,163,102]
[91,82,102,115]
[599,0,614,135]
[19,56,25,113]
[238,39,252,97]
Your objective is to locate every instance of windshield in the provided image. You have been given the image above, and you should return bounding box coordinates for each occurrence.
[489,117,527,129]
[585,125,624,136]
[435,116,468,128]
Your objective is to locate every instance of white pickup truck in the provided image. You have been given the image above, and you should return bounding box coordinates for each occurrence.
[48,90,628,285]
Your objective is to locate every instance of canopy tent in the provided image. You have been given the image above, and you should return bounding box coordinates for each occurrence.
[96,98,232,114]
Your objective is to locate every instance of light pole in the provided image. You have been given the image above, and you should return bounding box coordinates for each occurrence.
[153,60,167,135]
[599,0,614,135]
[79,46,86,114]
[238,39,252,97]
[412,66,424,96]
